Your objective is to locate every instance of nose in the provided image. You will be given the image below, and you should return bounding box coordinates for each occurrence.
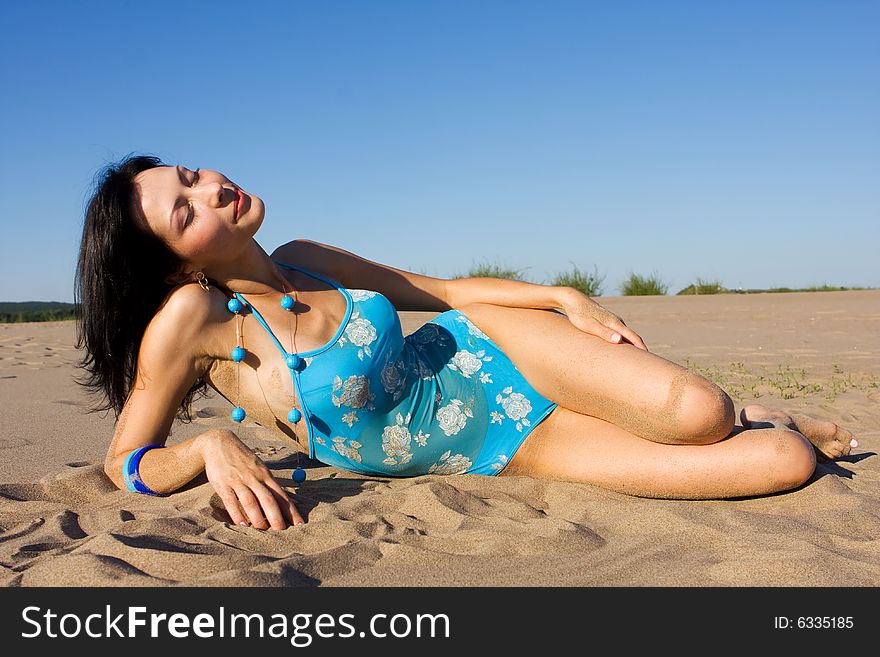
[199,180,230,208]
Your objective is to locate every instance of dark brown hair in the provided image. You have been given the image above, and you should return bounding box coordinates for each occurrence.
[74,153,208,422]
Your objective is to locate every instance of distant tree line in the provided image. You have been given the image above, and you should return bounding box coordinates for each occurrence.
[0,302,78,323]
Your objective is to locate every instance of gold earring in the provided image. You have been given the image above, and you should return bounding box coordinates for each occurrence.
[196,271,210,291]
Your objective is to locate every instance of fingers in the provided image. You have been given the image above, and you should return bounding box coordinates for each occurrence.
[601,322,627,344]
[269,488,306,526]
[604,320,648,351]
[217,487,249,527]
[207,450,306,530]
[618,326,648,351]
[230,477,306,531]
[289,502,306,526]
[250,485,290,531]
[264,478,306,526]
[233,485,271,530]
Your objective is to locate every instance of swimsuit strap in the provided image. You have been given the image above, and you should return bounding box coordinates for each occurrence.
[231,293,289,358]
[231,259,351,359]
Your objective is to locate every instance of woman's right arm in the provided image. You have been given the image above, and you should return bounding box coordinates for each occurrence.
[104,285,304,530]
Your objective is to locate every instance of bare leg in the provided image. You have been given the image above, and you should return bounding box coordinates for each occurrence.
[459,303,736,446]
[500,405,818,499]
[458,302,856,497]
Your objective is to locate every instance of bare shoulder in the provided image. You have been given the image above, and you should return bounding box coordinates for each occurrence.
[270,239,345,281]
[270,239,312,261]
[142,283,229,370]
[271,238,391,288]
[271,238,450,312]
[153,282,227,328]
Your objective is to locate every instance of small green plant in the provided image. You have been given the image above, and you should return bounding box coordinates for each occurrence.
[551,262,605,297]
[765,364,812,399]
[453,260,529,280]
[619,271,669,296]
[680,357,879,403]
[676,277,726,295]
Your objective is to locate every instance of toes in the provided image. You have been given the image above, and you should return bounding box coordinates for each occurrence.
[841,434,858,456]
[825,430,858,459]
[830,425,859,455]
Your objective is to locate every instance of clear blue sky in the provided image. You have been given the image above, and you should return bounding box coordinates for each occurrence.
[2,0,877,302]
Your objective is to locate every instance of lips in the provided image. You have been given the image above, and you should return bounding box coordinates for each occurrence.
[234,188,244,221]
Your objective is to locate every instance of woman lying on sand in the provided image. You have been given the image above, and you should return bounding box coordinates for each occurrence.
[75,154,860,530]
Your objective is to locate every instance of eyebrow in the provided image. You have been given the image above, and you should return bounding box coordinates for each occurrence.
[168,165,187,230]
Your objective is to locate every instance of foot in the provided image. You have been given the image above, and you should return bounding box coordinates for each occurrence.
[740,404,859,460]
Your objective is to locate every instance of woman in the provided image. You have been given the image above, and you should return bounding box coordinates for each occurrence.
[76,154,859,531]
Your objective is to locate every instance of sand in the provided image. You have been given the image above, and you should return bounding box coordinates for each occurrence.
[1,290,878,586]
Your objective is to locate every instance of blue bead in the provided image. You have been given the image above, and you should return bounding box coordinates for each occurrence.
[280,295,295,310]
[287,408,302,424]
[285,353,300,369]
[231,346,246,362]
[227,298,243,314]
[231,406,246,423]
[292,467,306,483]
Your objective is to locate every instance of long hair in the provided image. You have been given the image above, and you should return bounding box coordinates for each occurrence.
[74,153,208,422]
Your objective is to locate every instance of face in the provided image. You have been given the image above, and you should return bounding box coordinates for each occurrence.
[132,165,265,274]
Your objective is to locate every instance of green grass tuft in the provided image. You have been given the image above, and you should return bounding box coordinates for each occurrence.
[676,277,727,295]
[619,271,669,296]
[452,260,530,281]
[551,262,605,297]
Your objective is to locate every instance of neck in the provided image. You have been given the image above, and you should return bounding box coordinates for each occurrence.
[203,240,293,296]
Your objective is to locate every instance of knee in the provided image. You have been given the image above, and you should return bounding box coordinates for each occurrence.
[676,381,736,444]
[770,430,817,492]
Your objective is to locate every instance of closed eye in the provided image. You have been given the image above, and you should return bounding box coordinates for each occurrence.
[185,168,200,227]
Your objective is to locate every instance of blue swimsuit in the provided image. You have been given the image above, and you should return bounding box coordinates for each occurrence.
[232,260,558,477]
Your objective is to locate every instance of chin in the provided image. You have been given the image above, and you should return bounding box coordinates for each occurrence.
[243,197,266,234]
[250,195,266,220]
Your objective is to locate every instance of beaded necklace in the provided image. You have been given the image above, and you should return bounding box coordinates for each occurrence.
[225,277,307,484]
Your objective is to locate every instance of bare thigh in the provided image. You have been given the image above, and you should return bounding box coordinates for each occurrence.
[500,405,817,499]
[460,303,735,444]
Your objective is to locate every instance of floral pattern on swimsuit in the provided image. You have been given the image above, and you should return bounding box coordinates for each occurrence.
[262,260,558,477]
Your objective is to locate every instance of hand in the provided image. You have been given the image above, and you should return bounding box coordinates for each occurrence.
[559,289,649,351]
[198,429,305,530]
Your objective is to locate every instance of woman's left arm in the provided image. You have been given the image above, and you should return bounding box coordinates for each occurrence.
[447,277,649,351]
[273,240,646,350]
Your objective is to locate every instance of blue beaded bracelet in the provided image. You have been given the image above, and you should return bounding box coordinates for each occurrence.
[122,444,166,495]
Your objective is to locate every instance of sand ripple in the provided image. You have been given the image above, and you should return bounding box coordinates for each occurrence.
[0,454,877,586]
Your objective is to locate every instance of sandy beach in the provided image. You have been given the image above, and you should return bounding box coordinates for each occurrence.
[1,290,878,587]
